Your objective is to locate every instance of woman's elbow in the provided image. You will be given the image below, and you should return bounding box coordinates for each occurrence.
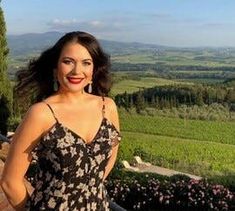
[1,178,13,193]
[0,178,22,194]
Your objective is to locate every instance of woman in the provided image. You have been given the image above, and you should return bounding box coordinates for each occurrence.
[0,31,122,210]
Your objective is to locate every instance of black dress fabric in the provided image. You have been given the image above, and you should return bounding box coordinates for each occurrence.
[25,96,122,211]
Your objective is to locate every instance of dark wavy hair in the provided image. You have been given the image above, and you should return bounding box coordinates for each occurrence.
[15,31,112,106]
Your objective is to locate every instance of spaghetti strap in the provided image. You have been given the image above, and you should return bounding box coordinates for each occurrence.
[102,96,105,118]
[27,97,121,210]
[43,101,59,123]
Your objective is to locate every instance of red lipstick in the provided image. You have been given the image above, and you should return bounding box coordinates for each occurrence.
[67,77,84,84]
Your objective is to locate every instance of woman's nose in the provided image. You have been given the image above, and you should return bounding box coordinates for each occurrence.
[72,63,83,74]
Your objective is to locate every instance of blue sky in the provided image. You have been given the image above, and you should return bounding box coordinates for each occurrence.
[2,0,235,47]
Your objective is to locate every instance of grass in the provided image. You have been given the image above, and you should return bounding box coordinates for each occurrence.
[110,76,191,96]
[112,52,235,67]
[119,111,235,145]
[177,78,225,84]
[170,70,224,74]
[111,53,156,64]
[118,131,235,178]
[117,109,235,186]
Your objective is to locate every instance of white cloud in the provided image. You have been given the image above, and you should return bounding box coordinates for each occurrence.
[47,19,124,33]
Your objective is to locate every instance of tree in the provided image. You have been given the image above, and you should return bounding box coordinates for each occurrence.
[0,95,10,135]
[196,90,204,106]
[0,4,12,135]
[135,91,145,114]
[225,88,235,103]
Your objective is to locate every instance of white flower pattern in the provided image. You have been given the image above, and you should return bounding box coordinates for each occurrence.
[25,97,122,211]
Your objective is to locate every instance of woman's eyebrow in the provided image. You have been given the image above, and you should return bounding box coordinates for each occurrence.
[62,57,92,62]
[62,56,75,61]
[82,58,92,61]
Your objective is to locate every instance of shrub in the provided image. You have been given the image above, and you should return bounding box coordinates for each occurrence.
[106,174,235,211]
[7,115,21,131]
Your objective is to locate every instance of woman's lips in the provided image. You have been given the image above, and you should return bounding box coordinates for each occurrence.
[67,77,84,84]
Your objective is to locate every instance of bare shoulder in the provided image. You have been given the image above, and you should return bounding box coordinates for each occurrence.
[27,101,48,113]
[22,102,54,131]
[9,102,54,150]
[1,102,52,184]
[103,96,118,112]
[89,95,117,112]
[103,96,120,131]
[26,102,51,121]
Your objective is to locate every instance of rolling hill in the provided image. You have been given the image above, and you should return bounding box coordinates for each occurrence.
[7,31,166,57]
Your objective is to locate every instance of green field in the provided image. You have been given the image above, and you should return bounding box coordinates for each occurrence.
[170,70,224,74]
[112,51,235,67]
[111,53,156,64]
[111,73,235,184]
[119,112,235,145]
[117,109,235,183]
[178,78,225,84]
[110,75,192,96]
[119,131,235,177]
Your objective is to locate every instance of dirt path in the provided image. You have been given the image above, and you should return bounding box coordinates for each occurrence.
[133,163,202,180]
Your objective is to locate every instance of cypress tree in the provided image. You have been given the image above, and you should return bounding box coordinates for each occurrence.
[135,91,145,114]
[0,3,12,135]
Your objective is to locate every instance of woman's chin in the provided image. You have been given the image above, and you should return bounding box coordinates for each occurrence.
[58,86,85,94]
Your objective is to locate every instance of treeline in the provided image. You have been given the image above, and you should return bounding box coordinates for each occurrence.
[111,63,235,79]
[112,62,235,72]
[169,72,233,80]
[115,84,235,113]
[0,6,12,135]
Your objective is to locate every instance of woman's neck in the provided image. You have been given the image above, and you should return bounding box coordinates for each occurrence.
[55,89,90,104]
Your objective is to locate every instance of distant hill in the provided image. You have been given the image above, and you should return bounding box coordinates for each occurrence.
[7,31,166,57]
[7,31,64,56]
[8,31,235,58]
[6,32,235,83]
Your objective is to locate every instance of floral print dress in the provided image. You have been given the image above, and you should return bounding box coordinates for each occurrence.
[25,96,121,211]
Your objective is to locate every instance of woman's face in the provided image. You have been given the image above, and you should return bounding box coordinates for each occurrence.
[56,42,94,93]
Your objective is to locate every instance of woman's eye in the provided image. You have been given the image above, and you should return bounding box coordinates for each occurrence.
[63,60,73,65]
[83,62,91,66]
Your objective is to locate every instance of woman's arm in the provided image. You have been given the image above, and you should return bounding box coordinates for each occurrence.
[0,103,48,210]
[102,145,119,181]
[102,98,121,181]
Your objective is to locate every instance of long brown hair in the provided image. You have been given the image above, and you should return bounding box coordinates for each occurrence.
[15,31,112,109]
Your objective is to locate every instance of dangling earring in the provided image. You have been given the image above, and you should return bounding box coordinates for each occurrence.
[53,69,58,92]
[88,81,92,93]
[53,78,58,91]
